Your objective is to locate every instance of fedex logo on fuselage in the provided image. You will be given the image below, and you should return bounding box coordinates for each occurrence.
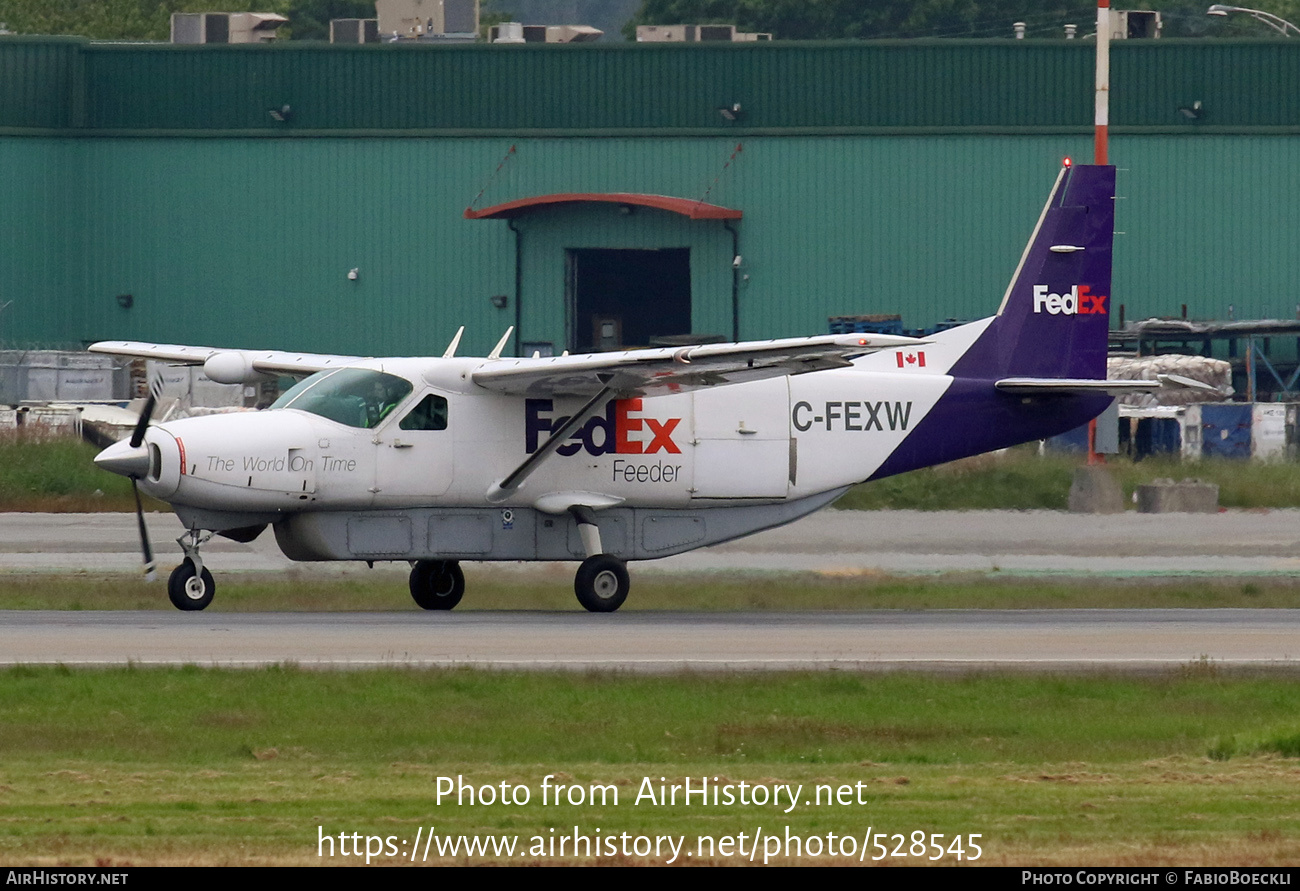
[1032,284,1107,316]
[525,398,681,456]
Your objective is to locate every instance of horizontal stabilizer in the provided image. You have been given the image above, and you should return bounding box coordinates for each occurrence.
[995,378,1161,396]
[1156,373,1222,394]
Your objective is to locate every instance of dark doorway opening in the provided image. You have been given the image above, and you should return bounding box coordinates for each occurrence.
[566,248,691,352]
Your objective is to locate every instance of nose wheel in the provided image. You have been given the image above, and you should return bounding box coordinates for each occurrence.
[167,529,216,611]
[168,560,215,611]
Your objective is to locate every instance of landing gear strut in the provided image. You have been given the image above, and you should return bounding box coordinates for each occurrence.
[168,529,215,611]
[409,560,465,610]
[569,505,630,613]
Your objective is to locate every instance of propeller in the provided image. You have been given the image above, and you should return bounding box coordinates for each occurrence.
[132,476,157,581]
[129,375,163,581]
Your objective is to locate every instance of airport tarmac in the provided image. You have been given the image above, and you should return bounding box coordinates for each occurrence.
[1,609,1297,671]
[2,509,1299,577]
[3,511,1299,670]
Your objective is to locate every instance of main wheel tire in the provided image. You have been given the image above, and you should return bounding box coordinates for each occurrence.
[574,554,630,613]
[168,561,215,611]
[409,560,465,610]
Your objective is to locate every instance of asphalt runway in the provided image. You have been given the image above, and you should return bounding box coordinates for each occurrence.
[1,609,1297,671]
[3,510,1299,670]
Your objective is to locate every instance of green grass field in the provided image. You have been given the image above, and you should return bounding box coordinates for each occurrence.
[2,666,1299,866]
[0,439,148,512]
[5,572,1300,611]
[833,448,1300,511]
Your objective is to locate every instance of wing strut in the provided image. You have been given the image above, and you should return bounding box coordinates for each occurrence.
[485,385,614,503]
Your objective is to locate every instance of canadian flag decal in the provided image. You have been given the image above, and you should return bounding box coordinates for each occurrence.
[895,351,926,369]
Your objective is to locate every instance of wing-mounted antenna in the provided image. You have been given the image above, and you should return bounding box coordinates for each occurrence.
[487,327,515,360]
[442,326,465,359]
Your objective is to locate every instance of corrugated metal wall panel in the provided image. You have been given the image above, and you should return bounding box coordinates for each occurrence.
[67,137,530,356]
[6,133,1298,352]
[1112,135,1300,322]
[0,39,1288,134]
[0,39,81,129]
[0,139,76,345]
[1114,41,1300,127]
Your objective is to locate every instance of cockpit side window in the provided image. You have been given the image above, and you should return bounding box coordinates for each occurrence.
[270,368,413,429]
[398,394,449,431]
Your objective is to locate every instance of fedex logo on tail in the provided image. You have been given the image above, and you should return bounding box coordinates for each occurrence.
[1032,284,1107,316]
[525,398,681,457]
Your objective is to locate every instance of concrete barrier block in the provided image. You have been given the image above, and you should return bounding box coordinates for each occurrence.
[1135,479,1219,514]
[1068,465,1125,514]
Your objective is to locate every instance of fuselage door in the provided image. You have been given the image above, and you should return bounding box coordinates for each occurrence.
[372,390,455,506]
[690,377,790,499]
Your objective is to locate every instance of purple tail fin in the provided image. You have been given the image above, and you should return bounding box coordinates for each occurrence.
[950,163,1115,380]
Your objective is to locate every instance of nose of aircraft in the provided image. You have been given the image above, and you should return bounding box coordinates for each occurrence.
[95,438,150,479]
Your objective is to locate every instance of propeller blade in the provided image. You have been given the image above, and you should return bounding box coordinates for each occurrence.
[132,479,156,582]
[129,374,164,449]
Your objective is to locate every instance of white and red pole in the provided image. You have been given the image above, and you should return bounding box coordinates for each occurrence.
[1087,0,1111,464]
[1095,0,1110,165]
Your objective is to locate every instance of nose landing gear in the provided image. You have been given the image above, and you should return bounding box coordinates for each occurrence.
[168,529,215,611]
[168,561,215,611]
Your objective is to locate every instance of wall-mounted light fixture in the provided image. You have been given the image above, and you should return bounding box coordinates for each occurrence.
[490,294,509,309]
[347,268,359,281]
[718,103,743,121]
[269,104,292,122]
[116,294,133,309]
[1177,100,1204,120]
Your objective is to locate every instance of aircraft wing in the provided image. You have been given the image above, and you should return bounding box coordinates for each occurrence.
[471,333,926,398]
[88,342,365,376]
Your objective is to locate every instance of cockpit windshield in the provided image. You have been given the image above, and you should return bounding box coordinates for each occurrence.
[269,368,413,429]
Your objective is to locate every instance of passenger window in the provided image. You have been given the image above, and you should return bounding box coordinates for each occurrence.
[399,394,449,431]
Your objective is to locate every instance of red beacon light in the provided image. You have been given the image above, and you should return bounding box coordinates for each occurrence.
[1063,157,1073,167]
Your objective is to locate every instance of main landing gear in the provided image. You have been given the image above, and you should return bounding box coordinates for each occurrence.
[168,529,215,611]
[407,553,630,613]
[574,553,629,613]
[408,560,465,610]
[406,507,632,613]
[569,505,629,613]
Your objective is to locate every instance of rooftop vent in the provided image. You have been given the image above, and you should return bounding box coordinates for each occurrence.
[170,12,287,44]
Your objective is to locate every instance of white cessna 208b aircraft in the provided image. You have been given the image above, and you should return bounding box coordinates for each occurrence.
[92,163,1153,612]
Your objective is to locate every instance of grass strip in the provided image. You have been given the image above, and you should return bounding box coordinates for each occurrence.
[837,447,1300,511]
[3,572,1300,611]
[1,666,1298,866]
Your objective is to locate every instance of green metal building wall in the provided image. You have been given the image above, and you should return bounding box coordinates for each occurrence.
[6,38,1299,133]
[5,133,1297,355]
[1,38,1298,354]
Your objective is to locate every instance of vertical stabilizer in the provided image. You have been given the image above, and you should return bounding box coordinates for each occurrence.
[950,163,1115,380]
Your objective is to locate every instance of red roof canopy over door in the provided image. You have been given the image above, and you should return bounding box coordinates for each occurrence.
[464,192,742,221]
